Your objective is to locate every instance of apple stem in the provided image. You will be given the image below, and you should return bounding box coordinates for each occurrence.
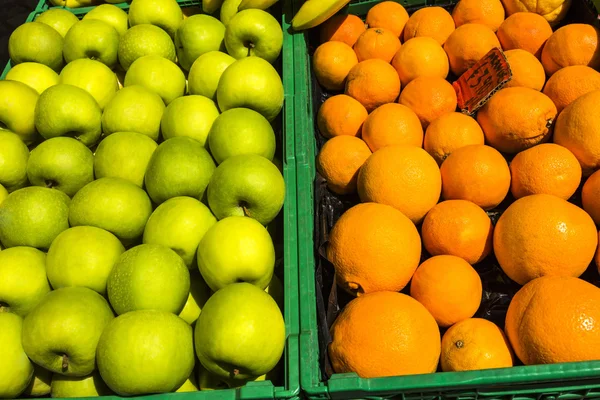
[0,302,9,312]
[233,369,240,376]
[62,354,68,371]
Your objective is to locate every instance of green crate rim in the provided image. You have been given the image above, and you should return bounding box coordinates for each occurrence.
[291,0,600,399]
[33,0,202,16]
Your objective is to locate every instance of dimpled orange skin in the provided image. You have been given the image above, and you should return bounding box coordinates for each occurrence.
[503,49,546,91]
[541,24,600,76]
[353,28,402,63]
[497,12,553,59]
[424,112,485,165]
[493,194,598,286]
[443,23,502,76]
[361,103,423,152]
[317,136,372,195]
[317,94,369,138]
[403,6,456,45]
[345,59,402,112]
[596,231,600,273]
[313,41,359,92]
[320,14,367,47]
[365,1,410,38]
[327,203,422,296]
[329,291,441,378]
[505,276,600,365]
[398,76,457,129]
[542,65,600,114]
[451,0,506,32]
[391,36,450,87]
[582,170,600,225]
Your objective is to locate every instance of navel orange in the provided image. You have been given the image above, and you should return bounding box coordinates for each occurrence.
[320,14,367,47]
[365,1,409,38]
[317,136,372,195]
[391,36,449,87]
[443,23,502,76]
[582,169,600,225]
[398,76,457,129]
[504,49,546,91]
[541,24,600,76]
[497,12,553,59]
[403,6,456,45]
[452,0,506,32]
[542,65,600,114]
[317,94,369,138]
[353,27,402,63]
[313,41,358,91]
[345,59,401,112]
[424,112,485,165]
[361,103,423,152]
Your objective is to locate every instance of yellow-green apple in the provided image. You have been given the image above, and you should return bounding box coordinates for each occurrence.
[0,313,34,398]
[48,0,97,8]
[8,22,64,71]
[124,55,186,104]
[225,9,282,63]
[161,95,220,146]
[51,372,112,398]
[0,81,39,144]
[178,271,212,324]
[23,365,52,397]
[63,20,120,68]
[176,374,199,392]
[197,364,267,390]
[220,0,243,25]
[118,24,176,70]
[34,9,79,38]
[5,62,60,94]
[188,51,235,101]
[175,15,225,71]
[128,0,183,39]
[83,4,128,36]
[0,131,29,192]
[60,59,119,110]
[202,0,224,14]
[0,185,7,205]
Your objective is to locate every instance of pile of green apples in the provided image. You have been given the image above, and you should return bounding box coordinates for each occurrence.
[0,0,288,397]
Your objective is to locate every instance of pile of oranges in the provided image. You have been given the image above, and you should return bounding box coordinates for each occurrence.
[313,0,600,378]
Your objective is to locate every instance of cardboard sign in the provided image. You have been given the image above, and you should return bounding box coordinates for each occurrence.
[453,48,512,116]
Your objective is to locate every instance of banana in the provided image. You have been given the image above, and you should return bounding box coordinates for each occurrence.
[202,0,225,14]
[291,0,351,31]
[238,0,279,10]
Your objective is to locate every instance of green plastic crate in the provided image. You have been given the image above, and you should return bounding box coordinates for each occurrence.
[0,2,301,399]
[34,0,201,16]
[291,0,600,399]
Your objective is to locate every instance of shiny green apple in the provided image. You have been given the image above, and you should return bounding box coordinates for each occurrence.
[51,372,113,398]
[5,62,60,94]
[128,0,183,39]
[8,22,64,71]
[124,55,186,105]
[225,9,283,63]
[83,4,128,37]
[0,80,39,144]
[60,58,119,110]
[118,24,177,70]
[178,271,212,325]
[63,19,120,69]
[0,313,34,399]
[161,95,220,146]
[23,365,52,397]
[188,51,235,101]
[0,131,29,192]
[175,14,225,71]
[35,9,79,38]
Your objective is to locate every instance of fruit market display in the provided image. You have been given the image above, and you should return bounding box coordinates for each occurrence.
[311,0,600,379]
[0,0,288,397]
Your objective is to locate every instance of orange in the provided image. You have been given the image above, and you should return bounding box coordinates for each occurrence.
[494,194,597,285]
[317,136,372,195]
[554,90,600,176]
[423,112,485,165]
[391,37,449,87]
[501,0,573,27]
[358,146,441,224]
[403,6,455,45]
[596,231,600,273]
[451,0,505,32]
[410,255,482,328]
[353,28,401,63]
[505,276,600,365]
[329,291,441,378]
[440,144,510,210]
[476,87,557,154]
[345,59,401,112]
[497,12,553,59]
[317,94,369,138]
[365,1,409,38]
[443,23,502,76]
[441,318,514,372]
[398,77,457,129]
[361,103,423,152]
[542,65,600,114]
[582,169,600,225]
[541,24,600,76]
[320,14,367,47]
[510,143,582,200]
[421,200,493,265]
[313,41,358,91]
[327,203,422,295]
[504,49,546,91]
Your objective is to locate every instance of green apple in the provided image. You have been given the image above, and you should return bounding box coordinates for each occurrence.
[128,0,183,39]
[97,310,195,396]
[161,95,219,146]
[0,184,7,205]
[60,59,119,110]
[176,373,199,392]
[195,282,285,380]
[47,226,125,296]
[51,372,112,397]
[34,84,102,147]
[188,51,235,101]
[101,85,165,141]
[197,364,267,390]
[34,9,79,38]
[118,24,177,71]
[83,4,129,37]
[221,0,243,26]
[94,132,158,187]
[0,80,39,144]
[23,365,52,397]
[49,0,96,8]
[143,196,217,268]
[22,287,114,376]
[107,243,190,315]
[217,56,284,122]
[178,271,212,325]
[208,108,275,163]
[175,15,225,71]
[145,137,216,204]
[5,62,60,94]
[0,131,29,192]
[26,137,94,197]
[225,10,282,64]
[0,313,34,399]
[0,187,70,249]
[124,55,186,105]
[69,177,153,242]
[207,154,285,225]
[8,22,64,71]
[63,20,119,69]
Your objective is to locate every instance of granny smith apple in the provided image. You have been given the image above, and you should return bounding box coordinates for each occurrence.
[128,0,183,39]
[101,85,165,141]
[51,372,113,397]
[118,24,177,70]
[175,15,225,71]
[178,271,212,325]
[0,131,29,192]
[0,313,34,399]
[8,22,64,71]
[221,0,243,26]
[94,132,158,187]
[124,55,186,105]
[217,56,284,122]
[27,137,94,197]
[0,80,39,144]
[161,95,220,146]
[5,62,60,94]
[143,196,217,268]
[60,59,119,110]
[35,9,79,38]
[197,364,267,390]
[195,282,285,380]
[225,9,283,64]
[47,226,125,296]
[0,184,7,205]
[207,154,285,225]
[97,310,195,395]
[69,177,153,242]
[145,137,216,204]
[22,287,114,376]
[208,108,276,163]
[188,51,235,101]
[34,84,102,147]
[0,246,50,316]
[0,187,70,249]
[49,0,95,8]
[83,4,129,37]
[23,365,52,397]
[63,19,120,69]
[176,376,199,392]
